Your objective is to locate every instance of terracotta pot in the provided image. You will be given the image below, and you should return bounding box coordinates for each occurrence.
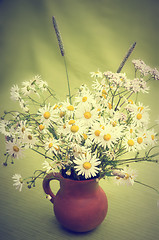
[43,172,108,232]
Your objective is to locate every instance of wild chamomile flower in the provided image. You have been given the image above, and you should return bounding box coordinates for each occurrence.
[34,75,48,91]
[12,174,24,191]
[44,138,60,155]
[16,120,32,138]
[22,132,37,148]
[42,160,55,173]
[6,140,23,159]
[113,167,137,186]
[90,69,103,78]
[75,103,99,127]
[73,152,101,179]
[0,120,13,137]
[99,123,121,149]
[70,143,87,158]
[21,80,37,96]
[145,129,158,146]
[123,135,137,152]
[60,99,75,118]
[131,104,150,127]
[75,88,96,107]
[59,119,86,142]
[38,103,57,126]
[89,121,105,144]
[10,85,21,101]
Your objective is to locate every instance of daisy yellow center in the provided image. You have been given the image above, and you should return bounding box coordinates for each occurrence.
[21,127,25,133]
[128,99,133,104]
[103,134,111,141]
[137,137,143,144]
[83,133,88,140]
[49,143,53,148]
[128,139,134,146]
[138,106,144,112]
[95,130,101,136]
[130,128,133,133]
[54,146,59,151]
[67,105,74,111]
[71,125,79,133]
[108,103,112,110]
[151,135,155,140]
[102,94,107,99]
[39,124,45,130]
[124,173,130,179]
[102,89,107,95]
[60,111,65,118]
[100,124,105,130]
[68,119,75,125]
[112,121,117,127]
[13,146,19,152]
[63,124,66,129]
[137,113,142,120]
[44,111,50,119]
[53,104,58,110]
[83,162,92,170]
[28,135,32,140]
[82,96,87,102]
[84,112,91,119]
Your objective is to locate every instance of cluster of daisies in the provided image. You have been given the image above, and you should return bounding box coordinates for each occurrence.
[0,59,159,192]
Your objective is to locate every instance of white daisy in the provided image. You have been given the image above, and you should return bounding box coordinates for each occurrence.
[99,123,121,149]
[33,75,48,91]
[122,135,137,152]
[38,103,57,126]
[75,87,96,107]
[60,99,75,118]
[22,132,38,148]
[89,121,105,144]
[12,174,24,191]
[145,129,158,146]
[113,167,137,186]
[70,143,87,159]
[42,160,55,173]
[58,119,86,142]
[6,140,23,159]
[0,120,13,137]
[73,152,101,179]
[21,80,37,96]
[10,85,21,101]
[90,69,103,78]
[16,120,32,138]
[44,138,60,155]
[75,103,99,127]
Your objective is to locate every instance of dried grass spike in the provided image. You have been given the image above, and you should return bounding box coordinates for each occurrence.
[52,16,65,56]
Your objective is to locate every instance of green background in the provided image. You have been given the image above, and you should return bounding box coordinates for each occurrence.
[0,0,159,239]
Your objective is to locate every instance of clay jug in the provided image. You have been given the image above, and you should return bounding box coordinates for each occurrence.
[43,172,108,232]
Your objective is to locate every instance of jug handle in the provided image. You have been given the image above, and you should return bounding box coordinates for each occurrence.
[42,172,61,204]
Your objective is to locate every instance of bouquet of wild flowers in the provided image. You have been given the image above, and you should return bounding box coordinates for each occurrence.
[0,17,159,194]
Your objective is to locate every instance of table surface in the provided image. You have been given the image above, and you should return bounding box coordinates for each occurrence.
[0,0,159,239]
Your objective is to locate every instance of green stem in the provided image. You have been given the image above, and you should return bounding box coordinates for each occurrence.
[31,148,54,161]
[64,56,72,104]
[135,180,159,194]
